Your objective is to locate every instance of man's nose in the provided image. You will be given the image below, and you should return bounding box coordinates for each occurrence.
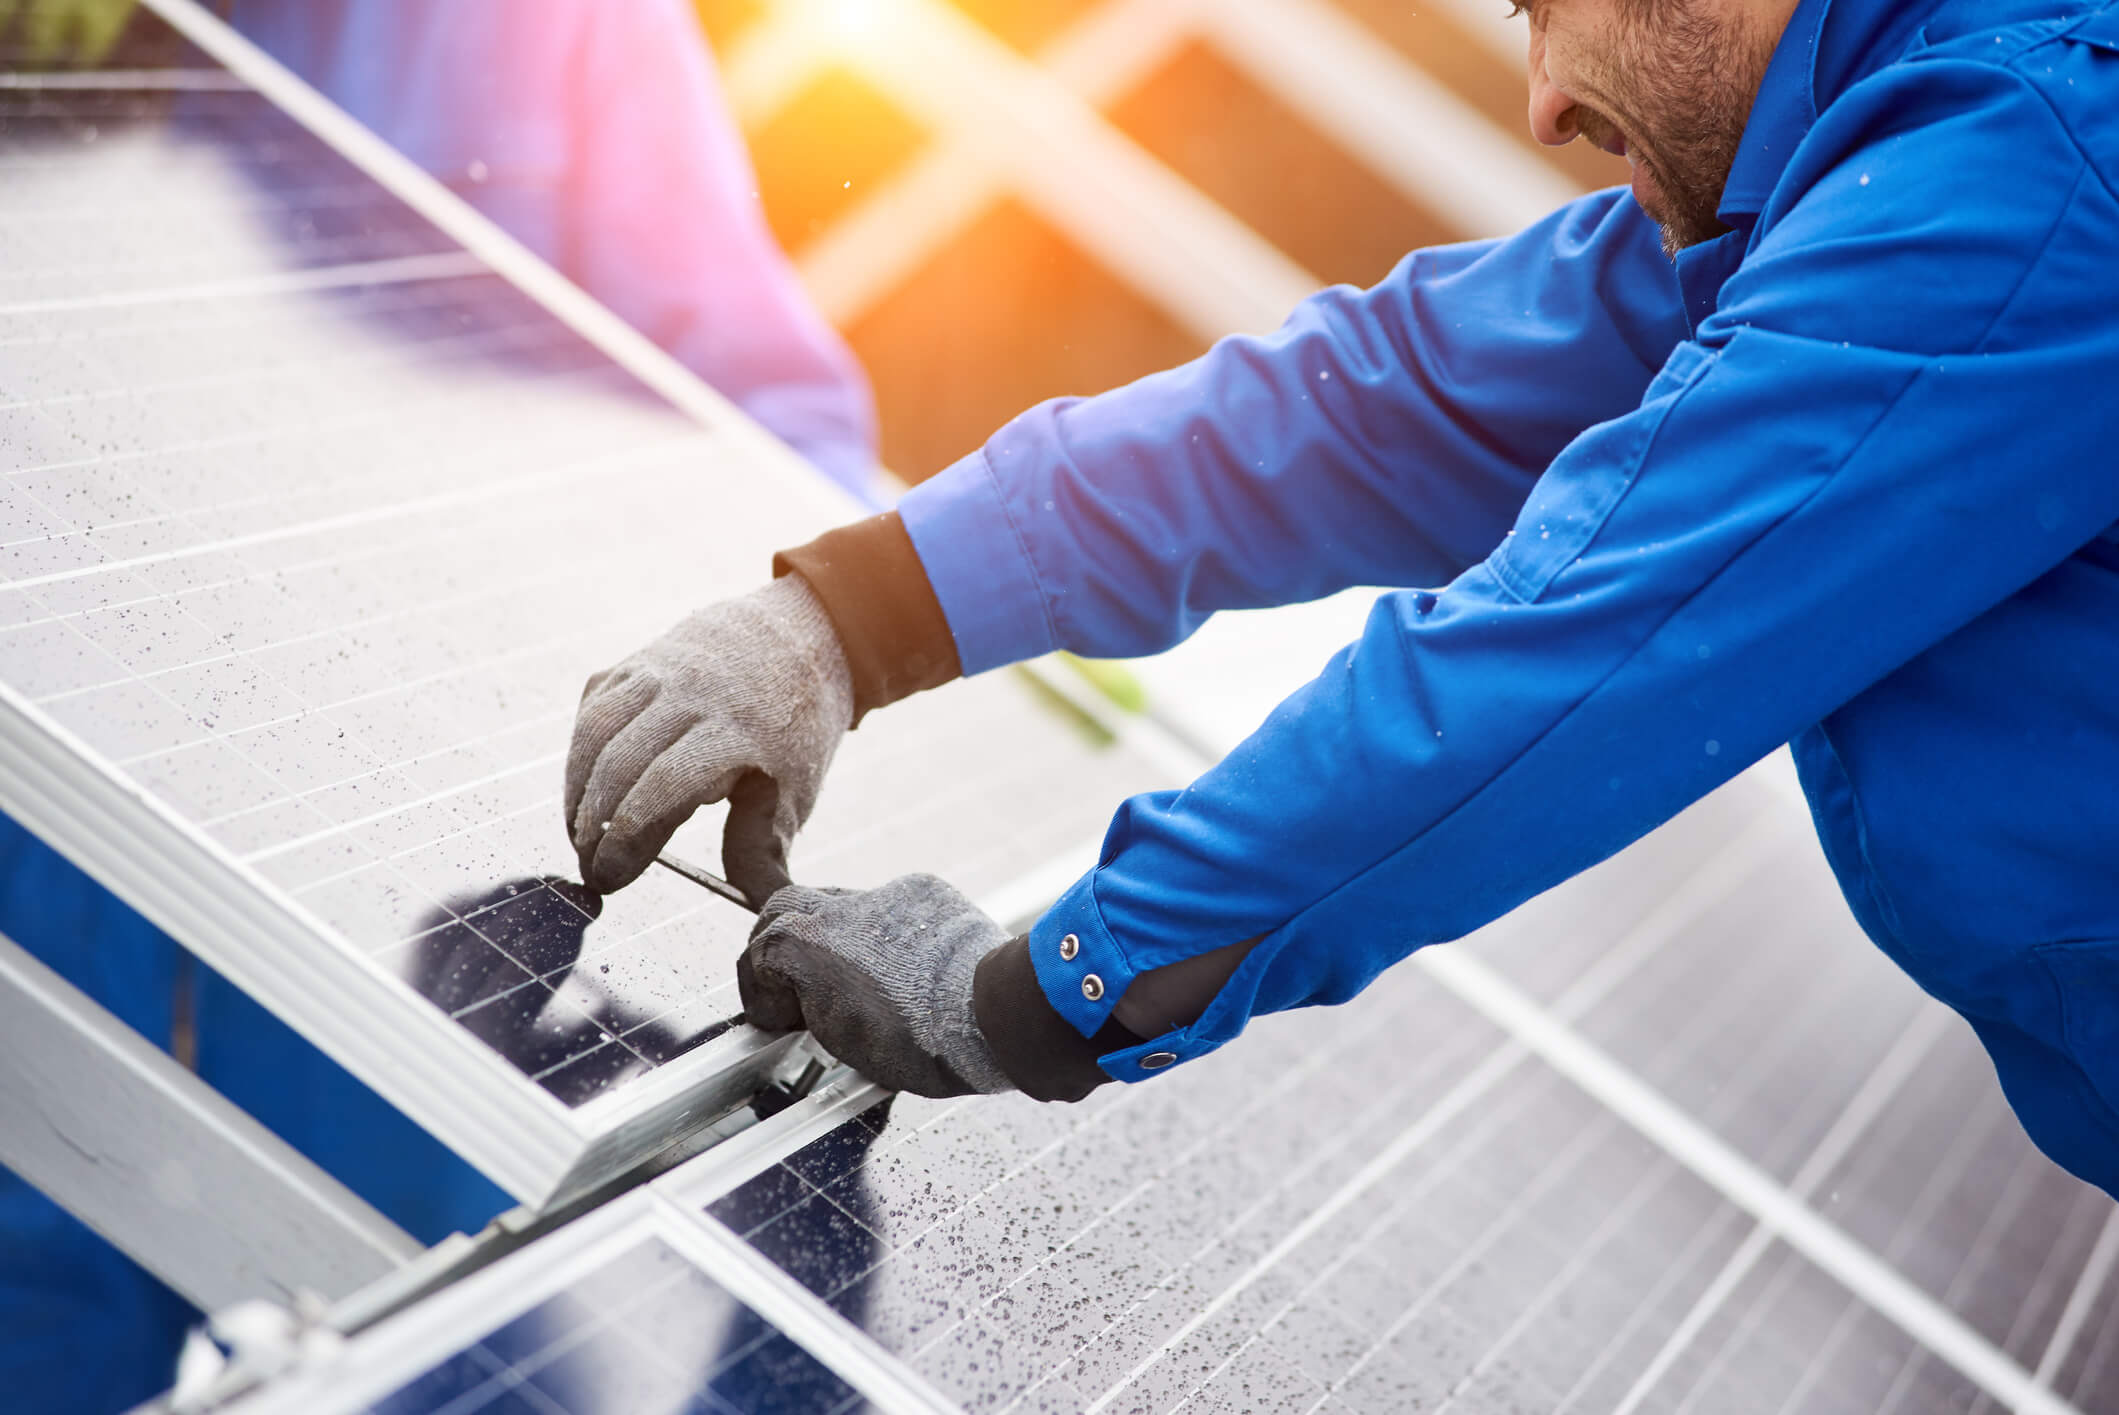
[1526,28,1579,146]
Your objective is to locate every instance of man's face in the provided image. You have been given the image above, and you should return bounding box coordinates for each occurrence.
[1523,0,1789,255]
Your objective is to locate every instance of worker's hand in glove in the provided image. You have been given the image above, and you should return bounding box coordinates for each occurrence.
[739,875,1014,1098]
[565,576,853,900]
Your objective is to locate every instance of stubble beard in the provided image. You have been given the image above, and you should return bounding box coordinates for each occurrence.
[1599,1,1781,257]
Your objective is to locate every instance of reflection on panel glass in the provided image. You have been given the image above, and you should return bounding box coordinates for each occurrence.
[0,90,458,308]
[365,1237,872,1415]
[391,876,746,1105]
[1,16,1170,1109]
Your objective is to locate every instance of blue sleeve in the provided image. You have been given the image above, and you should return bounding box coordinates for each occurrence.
[232,0,881,502]
[898,189,1687,671]
[1026,60,2119,1074]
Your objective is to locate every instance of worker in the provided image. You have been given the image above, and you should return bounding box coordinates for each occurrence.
[0,3,878,1412]
[569,0,2119,1201]
[224,0,882,502]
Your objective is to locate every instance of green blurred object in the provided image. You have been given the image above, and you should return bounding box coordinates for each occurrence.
[1008,654,1151,750]
[1011,665,1114,748]
[1059,652,1149,716]
[0,0,138,67]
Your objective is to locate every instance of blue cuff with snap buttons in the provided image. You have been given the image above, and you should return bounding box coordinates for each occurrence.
[1028,869,1133,1037]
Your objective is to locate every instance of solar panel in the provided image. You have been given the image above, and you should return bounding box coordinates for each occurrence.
[0,1,1174,1207]
[651,762,2113,1415]
[1798,1021,2119,1389]
[8,7,2112,1412]
[363,1239,873,1415]
[1106,600,2116,1412]
[217,1187,955,1415]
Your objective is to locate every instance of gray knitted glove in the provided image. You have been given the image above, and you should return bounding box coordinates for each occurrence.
[739,875,1014,1098]
[565,576,854,898]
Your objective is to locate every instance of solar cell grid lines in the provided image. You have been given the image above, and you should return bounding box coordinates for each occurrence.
[1487,802,2119,1402]
[0,6,1175,1208]
[0,87,463,309]
[7,5,2118,1411]
[218,1190,948,1415]
[363,1236,875,1415]
[654,778,2119,1415]
[1799,1023,2119,1397]
[681,985,1976,1413]
[215,764,2117,1415]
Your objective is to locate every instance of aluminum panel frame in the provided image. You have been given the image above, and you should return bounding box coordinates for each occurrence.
[0,928,420,1311]
[197,1186,961,1415]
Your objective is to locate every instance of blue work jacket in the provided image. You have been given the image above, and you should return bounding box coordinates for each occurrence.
[900,0,2119,1195]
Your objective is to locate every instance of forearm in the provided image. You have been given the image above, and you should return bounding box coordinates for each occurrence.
[1028,301,2119,1079]
[899,191,1683,674]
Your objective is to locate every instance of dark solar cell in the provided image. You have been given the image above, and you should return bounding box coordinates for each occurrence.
[708,1335,869,1414]
[706,1161,815,1240]
[363,1346,507,1415]
[748,1191,885,1303]
[533,1041,655,1109]
[365,1237,866,1415]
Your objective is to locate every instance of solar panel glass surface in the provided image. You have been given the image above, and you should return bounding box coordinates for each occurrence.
[0,10,1168,1149]
[362,1236,873,1415]
[1086,598,2119,1414]
[674,777,2118,1414]
[8,9,2112,1410]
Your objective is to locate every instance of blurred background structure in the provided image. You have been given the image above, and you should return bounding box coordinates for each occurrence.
[9,3,2117,1415]
[688,0,1625,480]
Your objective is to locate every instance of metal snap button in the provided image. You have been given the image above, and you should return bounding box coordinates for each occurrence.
[1059,933,1079,961]
[1140,1051,1177,1070]
[1081,974,1104,1001]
